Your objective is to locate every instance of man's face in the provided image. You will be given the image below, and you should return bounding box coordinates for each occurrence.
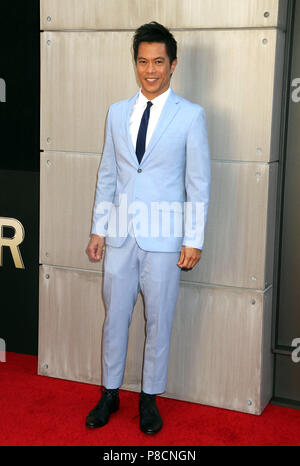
[136,42,177,100]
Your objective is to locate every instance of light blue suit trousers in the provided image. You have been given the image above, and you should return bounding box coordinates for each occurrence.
[102,220,181,394]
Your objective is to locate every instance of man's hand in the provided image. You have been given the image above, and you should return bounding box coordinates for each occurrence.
[177,246,202,270]
[86,234,105,261]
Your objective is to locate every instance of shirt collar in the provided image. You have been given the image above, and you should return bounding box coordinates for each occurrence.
[137,87,171,108]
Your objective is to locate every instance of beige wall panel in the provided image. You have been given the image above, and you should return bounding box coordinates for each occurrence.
[182,162,279,290]
[173,30,285,163]
[123,283,274,415]
[40,0,287,30]
[39,151,103,270]
[165,283,274,414]
[259,285,274,410]
[40,31,137,154]
[270,30,286,161]
[38,264,145,385]
[41,30,285,163]
[264,163,279,287]
[40,152,277,290]
[38,265,104,384]
[38,265,273,414]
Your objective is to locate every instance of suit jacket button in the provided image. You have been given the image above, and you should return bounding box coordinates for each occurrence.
[137,168,142,173]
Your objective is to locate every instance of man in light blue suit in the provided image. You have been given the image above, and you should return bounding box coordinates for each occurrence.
[86,22,210,434]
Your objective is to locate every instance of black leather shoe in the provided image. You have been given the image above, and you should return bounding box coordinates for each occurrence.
[86,387,120,428]
[139,391,163,434]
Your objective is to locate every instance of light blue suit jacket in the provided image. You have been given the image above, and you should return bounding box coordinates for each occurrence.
[91,88,211,252]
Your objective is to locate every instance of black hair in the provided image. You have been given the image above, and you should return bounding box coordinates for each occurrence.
[133,21,177,65]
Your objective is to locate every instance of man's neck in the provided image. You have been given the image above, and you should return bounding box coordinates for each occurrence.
[140,87,170,101]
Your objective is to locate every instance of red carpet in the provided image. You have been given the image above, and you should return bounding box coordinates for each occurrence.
[0,352,300,446]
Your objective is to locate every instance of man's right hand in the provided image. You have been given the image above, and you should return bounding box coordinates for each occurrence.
[86,234,105,261]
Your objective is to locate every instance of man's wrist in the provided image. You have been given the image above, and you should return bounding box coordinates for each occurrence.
[183,245,202,252]
[182,241,203,251]
[90,233,105,240]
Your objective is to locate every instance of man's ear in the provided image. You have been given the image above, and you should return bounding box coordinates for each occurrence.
[171,58,178,74]
[170,58,178,78]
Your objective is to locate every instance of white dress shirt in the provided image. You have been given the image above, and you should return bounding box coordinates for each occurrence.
[128,87,170,236]
[130,87,171,151]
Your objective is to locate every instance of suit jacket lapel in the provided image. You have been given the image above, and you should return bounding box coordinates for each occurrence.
[140,89,181,165]
[124,91,139,166]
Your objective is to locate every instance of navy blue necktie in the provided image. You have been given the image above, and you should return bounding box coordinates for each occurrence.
[136,100,153,164]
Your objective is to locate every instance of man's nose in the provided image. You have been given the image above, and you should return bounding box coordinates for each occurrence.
[146,62,155,73]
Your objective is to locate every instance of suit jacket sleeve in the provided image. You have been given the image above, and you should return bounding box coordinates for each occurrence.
[183,107,211,250]
[90,106,117,237]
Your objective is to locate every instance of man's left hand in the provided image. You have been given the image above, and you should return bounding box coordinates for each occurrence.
[177,246,202,270]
